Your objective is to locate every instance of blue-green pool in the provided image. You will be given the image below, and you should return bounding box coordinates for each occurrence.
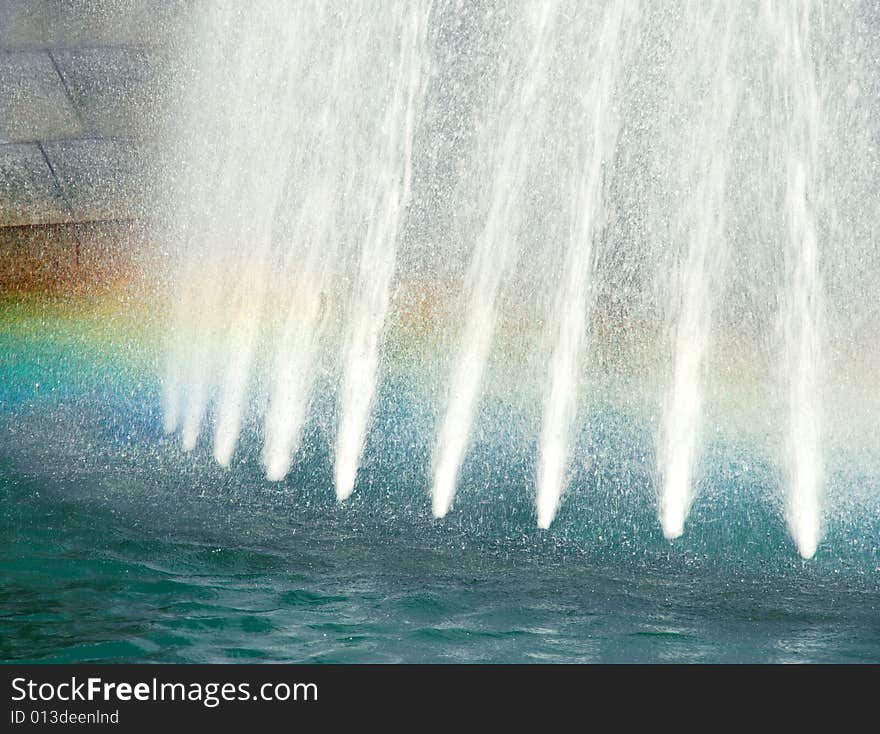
[1,299,878,663]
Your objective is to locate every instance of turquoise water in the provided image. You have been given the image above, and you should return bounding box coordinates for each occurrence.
[1,324,879,663]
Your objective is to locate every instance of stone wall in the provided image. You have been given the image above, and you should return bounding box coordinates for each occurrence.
[0,0,186,290]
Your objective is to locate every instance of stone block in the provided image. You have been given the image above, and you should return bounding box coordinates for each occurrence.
[0,0,191,50]
[0,50,84,143]
[0,219,149,293]
[53,46,172,139]
[42,138,160,222]
[0,223,78,291]
[0,142,72,226]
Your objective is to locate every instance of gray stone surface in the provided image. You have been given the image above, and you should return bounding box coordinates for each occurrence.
[0,222,78,289]
[53,46,170,139]
[75,219,148,282]
[0,1,181,229]
[0,219,148,291]
[0,143,71,226]
[43,138,158,222]
[0,0,190,50]
[0,50,84,142]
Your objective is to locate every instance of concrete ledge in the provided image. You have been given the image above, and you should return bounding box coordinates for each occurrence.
[0,0,189,51]
[0,142,71,226]
[0,50,85,143]
[0,219,146,293]
[0,139,160,227]
[0,1,179,231]
[43,139,159,222]
[53,46,171,139]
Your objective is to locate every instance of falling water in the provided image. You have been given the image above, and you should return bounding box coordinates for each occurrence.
[163,2,434,479]
[261,197,335,482]
[157,1,877,560]
[765,0,826,559]
[260,8,425,484]
[657,3,737,539]
[535,1,637,529]
[334,2,431,501]
[165,4,307,464]
[431,2,561,518]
